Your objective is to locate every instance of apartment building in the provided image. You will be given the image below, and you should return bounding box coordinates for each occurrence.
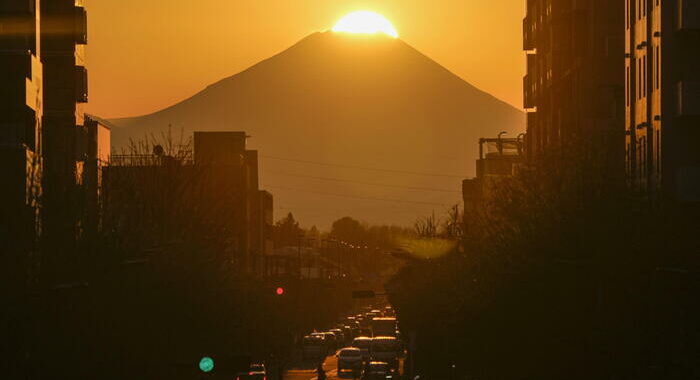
[524,0,626,185]
[625,0,700,203]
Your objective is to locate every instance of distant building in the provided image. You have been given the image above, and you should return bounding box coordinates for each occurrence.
[193,131,273,274]
[523,0,625,184]
[106,131,273,276]
[625,0,700,203]
[462,136,524,231]
[81,115,111,236]
[252,190,275,274]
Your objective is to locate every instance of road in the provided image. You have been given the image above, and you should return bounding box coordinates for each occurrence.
[285,354,340,380]
[285,351,403,380]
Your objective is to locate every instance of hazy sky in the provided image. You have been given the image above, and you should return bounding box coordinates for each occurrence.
[86,0,525,118]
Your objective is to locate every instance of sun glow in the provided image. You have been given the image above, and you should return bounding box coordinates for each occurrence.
[332,11,399,38]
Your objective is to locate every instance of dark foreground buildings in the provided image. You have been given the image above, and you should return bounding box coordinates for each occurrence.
[523,0,626,186]
[517,1,699,378]
[0,3,44,376]
[523,0,699,204]
[625,0,700,203]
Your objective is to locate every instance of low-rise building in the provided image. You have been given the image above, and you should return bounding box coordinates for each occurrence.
[105,131,273,276]
[463,136,525,234]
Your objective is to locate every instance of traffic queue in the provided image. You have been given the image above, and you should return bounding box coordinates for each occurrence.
[302,306,403,380]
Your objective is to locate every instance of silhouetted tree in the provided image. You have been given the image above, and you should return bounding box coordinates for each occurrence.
[330,216,366,244]
[387,140,700,380]
[272,212,304,248]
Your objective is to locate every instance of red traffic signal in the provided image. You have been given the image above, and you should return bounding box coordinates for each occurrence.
[275,287,284,295]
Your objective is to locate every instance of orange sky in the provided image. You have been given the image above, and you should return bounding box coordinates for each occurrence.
[86,0,525,118]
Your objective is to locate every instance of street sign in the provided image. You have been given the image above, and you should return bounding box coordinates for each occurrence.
[199,356,214,373]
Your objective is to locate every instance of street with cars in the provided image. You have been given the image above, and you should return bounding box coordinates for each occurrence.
[288,305,404,380]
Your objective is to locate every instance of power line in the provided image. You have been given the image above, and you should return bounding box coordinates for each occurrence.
[260,155,466,178]
[263,185,450,206]
[266,171,461,193]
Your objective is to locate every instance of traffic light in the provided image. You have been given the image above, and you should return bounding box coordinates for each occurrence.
[275,286,284,295]
[199,356,214,373]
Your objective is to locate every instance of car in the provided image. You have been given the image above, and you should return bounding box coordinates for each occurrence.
[248,363,266,380]
[329,328,345,344]
[357,327,372,337]
[302,334,326,360]
[337,347,363,375]
[323,332,338,351]
[342,325,353,341]
[352,336,372,361]
[362,361,391,380]
[370,336,399,370]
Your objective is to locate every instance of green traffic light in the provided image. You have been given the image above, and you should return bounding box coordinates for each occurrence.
[199,356,214,373]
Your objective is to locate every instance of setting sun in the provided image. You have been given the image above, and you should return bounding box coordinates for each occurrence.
[332,11,399,38]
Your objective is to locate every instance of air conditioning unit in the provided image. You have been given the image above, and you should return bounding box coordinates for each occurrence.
[677,81,700,116]
[678,0,700,30]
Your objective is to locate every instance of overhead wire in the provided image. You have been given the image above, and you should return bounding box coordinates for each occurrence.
[262,185,450,206]
[265,171,461,193]
[260,154,466,178]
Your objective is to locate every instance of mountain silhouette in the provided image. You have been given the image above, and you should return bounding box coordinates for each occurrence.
[109,31,524,227]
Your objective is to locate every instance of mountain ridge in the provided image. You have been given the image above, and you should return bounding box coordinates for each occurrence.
[108,31,525,227]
